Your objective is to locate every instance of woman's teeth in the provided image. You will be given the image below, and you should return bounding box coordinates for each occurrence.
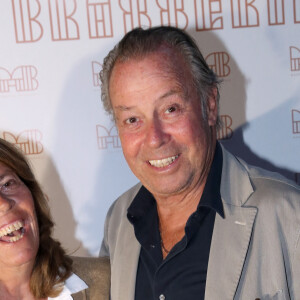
[0,220,25,243]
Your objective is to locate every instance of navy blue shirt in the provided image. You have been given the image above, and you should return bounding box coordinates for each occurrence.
[127,143,224,300]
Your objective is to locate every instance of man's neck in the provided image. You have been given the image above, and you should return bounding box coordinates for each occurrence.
[156,176,207,227]
[155,179,207,258]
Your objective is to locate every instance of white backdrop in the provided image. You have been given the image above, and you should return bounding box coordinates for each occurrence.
[0,0,299,256]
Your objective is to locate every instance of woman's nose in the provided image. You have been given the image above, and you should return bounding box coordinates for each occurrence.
[0,194,14,215]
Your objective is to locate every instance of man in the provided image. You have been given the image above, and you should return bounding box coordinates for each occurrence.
[99,26,300,299]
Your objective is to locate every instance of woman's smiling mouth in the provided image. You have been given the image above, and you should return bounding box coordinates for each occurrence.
[0,220,25,243]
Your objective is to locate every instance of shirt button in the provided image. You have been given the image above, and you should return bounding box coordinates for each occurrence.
[159,294,165,300]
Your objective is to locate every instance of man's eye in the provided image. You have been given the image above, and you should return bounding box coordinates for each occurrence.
[166,106,177,114]
[125,117,138,124]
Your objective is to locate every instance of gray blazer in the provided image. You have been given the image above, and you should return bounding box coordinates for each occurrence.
[100,146,300,300]
[71,256,110,300]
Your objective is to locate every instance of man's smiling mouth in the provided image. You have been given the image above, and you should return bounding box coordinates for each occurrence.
[0,220,25,243]
[148,154,179,168]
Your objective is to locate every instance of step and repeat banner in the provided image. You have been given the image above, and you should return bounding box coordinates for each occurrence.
[0,0,299,256]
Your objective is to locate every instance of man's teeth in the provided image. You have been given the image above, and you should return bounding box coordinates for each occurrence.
[0,220,25,242]
[149,155,179,168]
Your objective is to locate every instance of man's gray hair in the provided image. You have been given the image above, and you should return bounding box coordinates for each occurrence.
[100,26,221,128]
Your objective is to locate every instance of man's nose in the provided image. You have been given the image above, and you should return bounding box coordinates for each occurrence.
[145,118,170,148]
[0,194,14,215]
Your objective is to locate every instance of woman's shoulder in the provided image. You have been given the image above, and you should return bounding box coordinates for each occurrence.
[71,256,109,270]
[70,256,110,299]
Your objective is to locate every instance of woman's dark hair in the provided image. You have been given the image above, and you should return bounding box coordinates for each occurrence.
[0,138,72,298]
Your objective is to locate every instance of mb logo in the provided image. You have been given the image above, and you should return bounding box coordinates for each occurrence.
[292,109,300,134]
[119,0,152,33]
[156,0,188,29]
[290,46,300,72]
[92,61,102,87]
[217,115,233,140]
[96,125,121,149]
[2,130,43,155]
[0,66,38,93]
[205,52,230,78]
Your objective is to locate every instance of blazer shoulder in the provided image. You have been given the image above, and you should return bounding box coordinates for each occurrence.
[106,182,142,221]
[245,162,300,194]
[221,146,299,208]
[71,256,110,300]
[238,158,300,210]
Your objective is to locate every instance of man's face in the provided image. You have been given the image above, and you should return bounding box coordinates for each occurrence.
[109,49,217,199]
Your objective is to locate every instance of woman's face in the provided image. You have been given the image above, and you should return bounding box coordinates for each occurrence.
[0,162,39,270]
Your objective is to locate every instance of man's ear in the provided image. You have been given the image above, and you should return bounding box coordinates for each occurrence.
[207,87,218,126]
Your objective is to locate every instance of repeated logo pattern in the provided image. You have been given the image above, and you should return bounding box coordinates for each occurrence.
[205,52,230,77]
[96,125,121,149]
[92,61,102,87]
[294,0,300,23]
[87,0,113,38]
[120,0,151,32]
[0,66,38,93]
[217,115,233,140]
[9,0,300,44]
[157,0,188,29]
[290,46,300,72]
[267,0,284,25]
[2,130,43,155]
[292,109,300,134]
[11,0,113,42]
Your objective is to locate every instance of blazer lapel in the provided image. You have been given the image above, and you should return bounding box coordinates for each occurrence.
[205,203,257,299]
[111,215,140,300]
[205,146,257,300]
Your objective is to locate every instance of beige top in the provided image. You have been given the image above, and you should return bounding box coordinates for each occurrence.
[70,256,110,300]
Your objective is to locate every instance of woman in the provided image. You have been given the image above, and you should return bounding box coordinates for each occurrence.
[0,138,110,299]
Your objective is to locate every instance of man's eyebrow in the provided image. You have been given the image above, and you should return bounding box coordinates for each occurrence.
[158,89,181,100]
[114,105,136,111]
[114,89,181,111]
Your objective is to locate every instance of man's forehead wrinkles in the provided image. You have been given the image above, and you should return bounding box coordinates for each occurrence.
[114,105,135,111]
[158,89,181,100]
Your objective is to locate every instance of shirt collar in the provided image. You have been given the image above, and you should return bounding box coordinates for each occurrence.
[48,273,88,300]
[198,141,224,218]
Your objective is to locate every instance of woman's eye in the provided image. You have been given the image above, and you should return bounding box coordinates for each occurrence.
[1,179,19,193]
